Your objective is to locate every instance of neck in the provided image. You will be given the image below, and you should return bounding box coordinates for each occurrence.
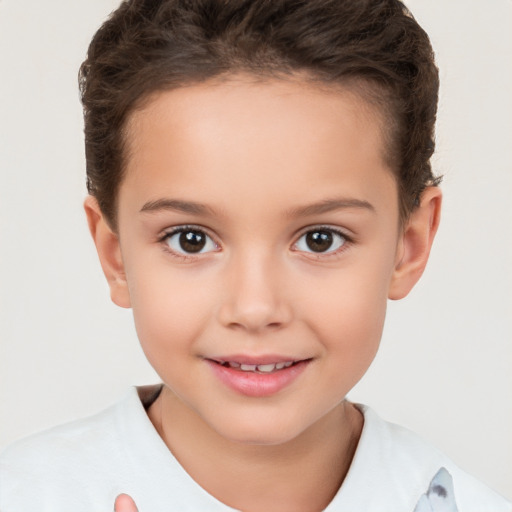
[148,386,363,512]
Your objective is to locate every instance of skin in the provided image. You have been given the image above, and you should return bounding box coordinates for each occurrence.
[114,494,138,512]
[86,76,441,511]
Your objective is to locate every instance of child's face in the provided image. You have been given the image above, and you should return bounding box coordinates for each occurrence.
[92,77,426,445]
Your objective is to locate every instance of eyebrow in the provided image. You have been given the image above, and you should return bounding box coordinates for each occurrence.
[140,198,216,216]
[140,197,375,217]
[286,198,376,217]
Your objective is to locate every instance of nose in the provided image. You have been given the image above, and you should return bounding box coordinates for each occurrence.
[217,250,292,333]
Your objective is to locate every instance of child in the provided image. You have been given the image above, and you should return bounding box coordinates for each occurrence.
[1,0,510,511]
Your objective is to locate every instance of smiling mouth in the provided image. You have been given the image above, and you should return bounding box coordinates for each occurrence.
[207,358,311,396]
[211,360,306,374]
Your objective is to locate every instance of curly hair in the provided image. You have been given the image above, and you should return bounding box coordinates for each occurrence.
[79,0,440,228]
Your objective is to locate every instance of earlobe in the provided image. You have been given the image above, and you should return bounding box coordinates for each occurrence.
[388,187,442,300]
[83,196,131,308]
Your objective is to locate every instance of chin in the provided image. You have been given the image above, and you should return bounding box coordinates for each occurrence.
[206,411,315,447]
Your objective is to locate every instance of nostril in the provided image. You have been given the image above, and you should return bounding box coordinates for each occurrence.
[216,281,292,332]
[225,320,284,332]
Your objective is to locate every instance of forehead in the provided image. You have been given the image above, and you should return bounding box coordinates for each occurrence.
[120,77,398,221]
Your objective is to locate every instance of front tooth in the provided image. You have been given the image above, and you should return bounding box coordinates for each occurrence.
[283,361,293,368]
[240,364,257,371]
[275,362,286,370]
[257,363,276,373]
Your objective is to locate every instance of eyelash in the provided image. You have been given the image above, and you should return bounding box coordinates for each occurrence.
[158,225,353,261]
[293,225,353,259]
[158,225,220,261]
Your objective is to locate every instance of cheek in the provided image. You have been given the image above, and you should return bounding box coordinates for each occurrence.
[297,253,393,362]
[312,283,387,350]
[126,265,216,363]
[307,282,387,395]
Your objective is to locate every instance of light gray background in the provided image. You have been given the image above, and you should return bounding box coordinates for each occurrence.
[1,0,511,500]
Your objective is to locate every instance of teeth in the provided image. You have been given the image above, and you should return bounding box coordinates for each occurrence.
[256,363,276,373]
[224,361,295,373]
[240,364,257,371]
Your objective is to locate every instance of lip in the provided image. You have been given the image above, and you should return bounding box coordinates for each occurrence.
[210,354,299,366]
[206,357,311,397]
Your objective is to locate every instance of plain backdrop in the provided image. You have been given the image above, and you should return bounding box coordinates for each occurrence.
[1,0,511,500]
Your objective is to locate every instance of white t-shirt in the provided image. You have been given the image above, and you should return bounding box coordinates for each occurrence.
[1,385,510,512]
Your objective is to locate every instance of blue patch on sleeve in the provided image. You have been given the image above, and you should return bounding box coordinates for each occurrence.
[413,467,458,512]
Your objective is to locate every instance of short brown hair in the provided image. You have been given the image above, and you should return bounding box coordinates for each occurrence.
[79,0,441,228]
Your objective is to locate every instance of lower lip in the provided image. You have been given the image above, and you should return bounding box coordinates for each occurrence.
[206,360,310,397]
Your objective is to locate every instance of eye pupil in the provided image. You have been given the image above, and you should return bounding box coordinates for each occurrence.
[306,231,333,252]
[179,231,206,253]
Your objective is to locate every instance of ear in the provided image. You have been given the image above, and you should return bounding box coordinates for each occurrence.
[388,187,442,300]
[84,196,131,308]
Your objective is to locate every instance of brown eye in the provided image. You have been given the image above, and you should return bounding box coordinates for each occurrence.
[295,229,346,254]
[179,231,206,252]
[306,231,333,252]
[165,228,217,254]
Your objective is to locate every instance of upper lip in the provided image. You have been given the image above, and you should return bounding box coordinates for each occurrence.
[207,354,309,365]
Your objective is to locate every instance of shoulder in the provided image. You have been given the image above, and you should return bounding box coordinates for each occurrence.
[370,412,512,512]
[0,385,233,512]
[1,390,127,467]
[0,387,143,510]
[329,404,511,512]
